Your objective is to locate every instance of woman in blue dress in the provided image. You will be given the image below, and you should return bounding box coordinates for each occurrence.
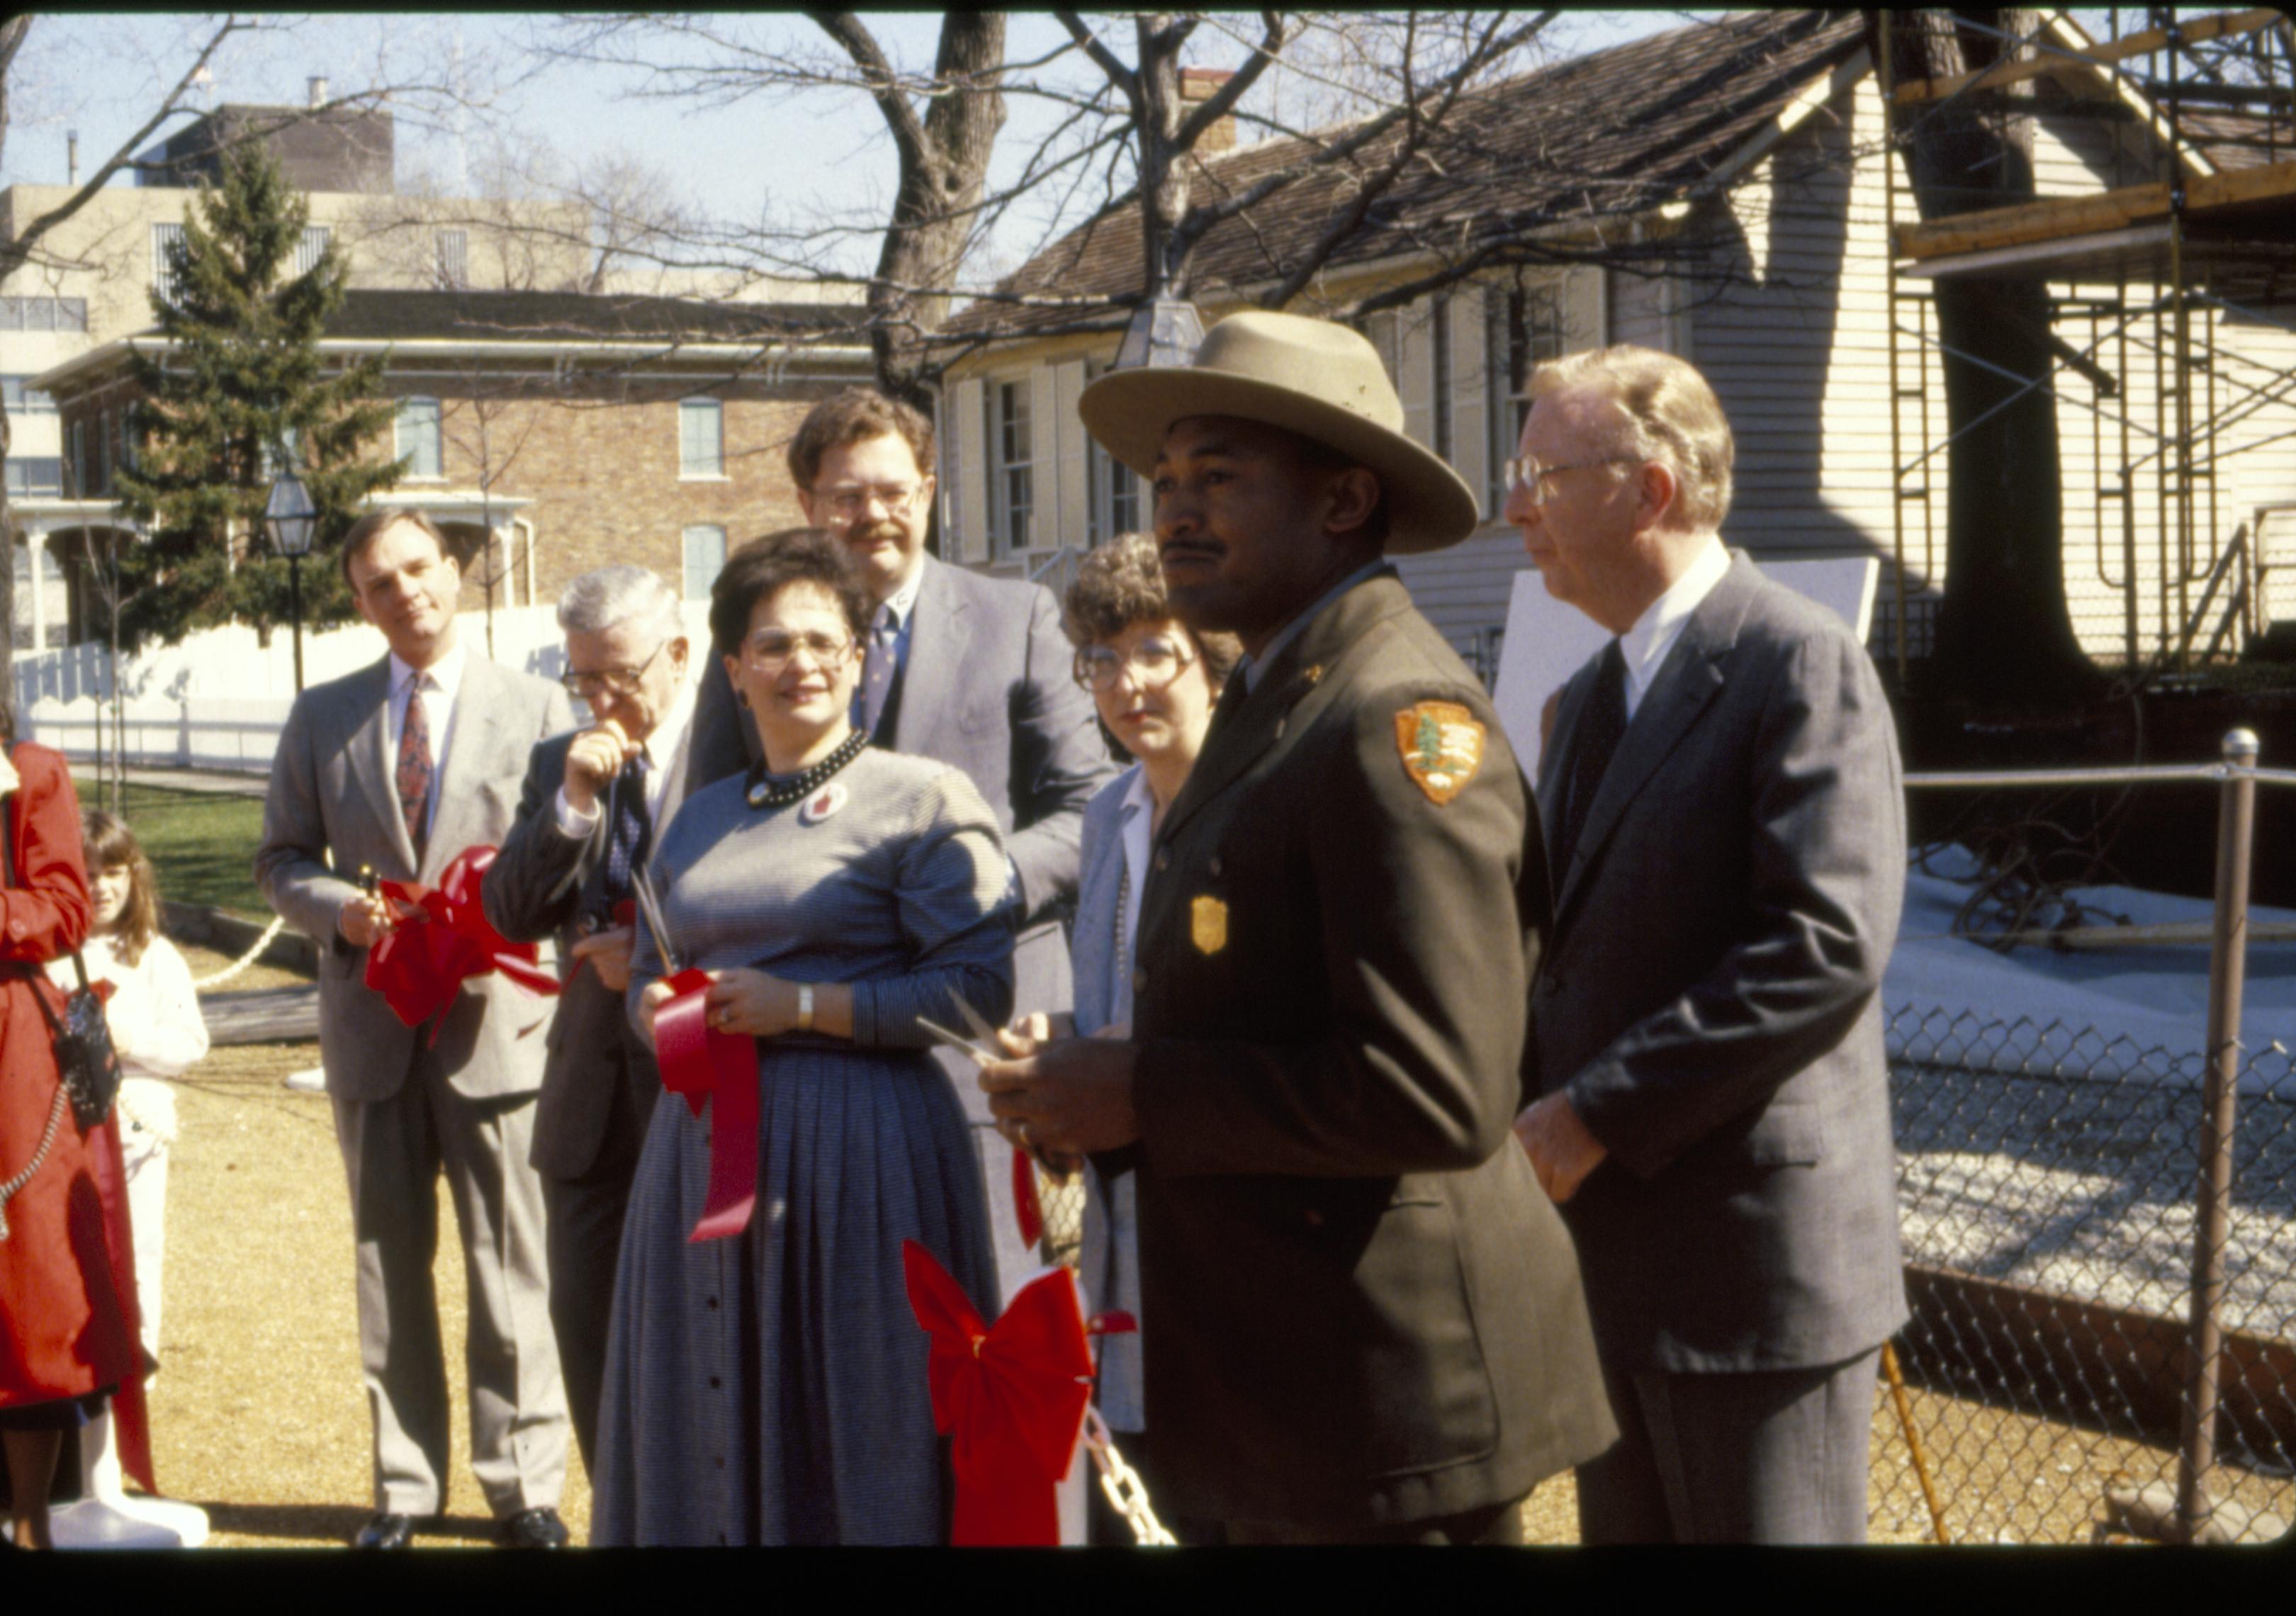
[594,528,1013,1546]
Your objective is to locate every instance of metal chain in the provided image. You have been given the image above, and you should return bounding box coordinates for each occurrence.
[0,1078,70,1242]
[1083,1404,1176,1546]
[190,911,288,990]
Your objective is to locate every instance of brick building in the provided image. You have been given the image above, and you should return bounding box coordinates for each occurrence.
[29,287,872,643]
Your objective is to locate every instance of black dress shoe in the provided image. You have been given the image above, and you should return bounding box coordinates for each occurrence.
[351,1512,420,1549]
[496,1508,570,1549]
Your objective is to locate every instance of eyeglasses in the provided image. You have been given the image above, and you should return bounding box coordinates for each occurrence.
[560,638,672,700]
[1502,456,1639,505]
[816,481,927,518]
[1074,634,1196,694]
[741,627,857,673]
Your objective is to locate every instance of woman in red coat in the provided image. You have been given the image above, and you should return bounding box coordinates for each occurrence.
[0,727,134,1550]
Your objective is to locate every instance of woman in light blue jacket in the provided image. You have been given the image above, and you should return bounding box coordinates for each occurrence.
[1018,532,1236,1545]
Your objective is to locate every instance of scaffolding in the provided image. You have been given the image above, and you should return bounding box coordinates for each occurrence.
[1877,6,2296,690]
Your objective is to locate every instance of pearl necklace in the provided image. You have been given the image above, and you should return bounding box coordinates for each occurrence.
[746,729,870,810]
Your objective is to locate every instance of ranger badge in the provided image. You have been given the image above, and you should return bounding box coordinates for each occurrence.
[1395,700,1485,806]
[1191,894,1228,955]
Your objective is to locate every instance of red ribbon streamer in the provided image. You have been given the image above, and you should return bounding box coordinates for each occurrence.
[903,1240,1093,1547]
[1012,1146,1042,1250]
[364,846,558,1044]
[653,967,760,1242]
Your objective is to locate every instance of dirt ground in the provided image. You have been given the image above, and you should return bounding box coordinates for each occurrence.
[123,943,2286,1549]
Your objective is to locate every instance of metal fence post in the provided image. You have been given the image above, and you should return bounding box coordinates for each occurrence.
[2176,726,2260,1544]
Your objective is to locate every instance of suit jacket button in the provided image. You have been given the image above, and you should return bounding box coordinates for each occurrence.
[1131,967,1148,995]
[1304,1209,1324,1228]
[1154,848,1171,873]
[1208,855,1222,877]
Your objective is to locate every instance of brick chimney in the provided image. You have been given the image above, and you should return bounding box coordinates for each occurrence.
[1180,67,1237,155]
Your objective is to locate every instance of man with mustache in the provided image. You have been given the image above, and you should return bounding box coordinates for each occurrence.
[977,313,1613,1542]
[256,508,576,1549]
[691,388,1114,1303]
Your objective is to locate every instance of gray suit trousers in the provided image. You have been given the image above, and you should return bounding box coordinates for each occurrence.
[1574,1347,1881,1544]
[332,1050,568,1518]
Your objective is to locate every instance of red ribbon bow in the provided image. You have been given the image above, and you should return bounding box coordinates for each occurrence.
[653,967,761,1242]
[903,1240,1094,1547]
[364,846,559,1043]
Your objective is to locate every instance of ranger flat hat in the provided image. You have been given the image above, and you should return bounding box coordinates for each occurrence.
[1077,309,1482,554]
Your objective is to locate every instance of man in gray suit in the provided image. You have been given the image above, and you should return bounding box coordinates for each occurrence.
[255,508,576,1550]
[482,565,721,1476]
[692,388,1115,1301]
[1507,346,1906,1544]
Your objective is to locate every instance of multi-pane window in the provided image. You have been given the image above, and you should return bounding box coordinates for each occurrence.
[682,524,728,600]
[679,398,724,478]
[0,297,86,332]
[67,419,86,497]
[989,379,1033,555]
[396,397,444,479]
[4,457,62,496]
[293,226,332,278]
[1485,283,1564,512]
[2,377,56,415]
[435,229,468,290]
[1084,361,1139,544]
[152,222,188,304]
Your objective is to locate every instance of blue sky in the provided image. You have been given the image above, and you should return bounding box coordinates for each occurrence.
[9,11,1704,277]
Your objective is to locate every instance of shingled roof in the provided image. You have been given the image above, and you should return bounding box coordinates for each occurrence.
[317,288,856,347]
[943,9,1867,341]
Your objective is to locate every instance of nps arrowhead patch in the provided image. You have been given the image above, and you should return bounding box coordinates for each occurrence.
[1395,700,1485,806]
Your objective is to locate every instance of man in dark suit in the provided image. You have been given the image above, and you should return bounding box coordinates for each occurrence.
[482,563,723,1474]
[1508,345,1907,1544]
[978,311,1614,1543]
[254,508,575,1549]
[692,388,1114,1302]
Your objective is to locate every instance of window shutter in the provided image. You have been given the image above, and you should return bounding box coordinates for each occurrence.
[1029,366,1060,554]
[1448,284,1489,520]
[1398,300,1435,449]
[952,376,987,566]
[1053,359,1089,552]
[1562,265,1607,353]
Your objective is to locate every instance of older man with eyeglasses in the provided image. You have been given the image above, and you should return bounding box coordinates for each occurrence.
[483,563,736,1477]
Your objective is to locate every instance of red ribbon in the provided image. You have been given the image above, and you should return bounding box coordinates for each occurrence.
[364,846,558,1043]
[653,967,761,1242]
[903,1240,1093,1547]
[1012,1147,1043,1250]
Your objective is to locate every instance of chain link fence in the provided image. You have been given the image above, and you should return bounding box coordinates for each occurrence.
[1874,1006,2295,1544]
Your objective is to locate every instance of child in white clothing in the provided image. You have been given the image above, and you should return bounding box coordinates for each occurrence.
[43,811,210,1548]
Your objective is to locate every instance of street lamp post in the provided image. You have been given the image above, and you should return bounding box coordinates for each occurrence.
[263,468,317,692]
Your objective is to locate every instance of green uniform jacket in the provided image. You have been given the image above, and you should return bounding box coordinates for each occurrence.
[1125,569,1616,1527]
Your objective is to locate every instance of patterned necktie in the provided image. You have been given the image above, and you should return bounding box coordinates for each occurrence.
[395,671,434,861]
[603,753,653,905]
[1553,640,1628,886]
[855,602,899,739]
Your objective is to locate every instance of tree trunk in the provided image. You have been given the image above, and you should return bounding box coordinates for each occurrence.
[867,11,1007,409]
[1882,9,2101,705]
[1135,13,1191,301]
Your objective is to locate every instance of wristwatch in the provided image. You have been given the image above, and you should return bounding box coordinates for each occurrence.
[796,983,815,1033]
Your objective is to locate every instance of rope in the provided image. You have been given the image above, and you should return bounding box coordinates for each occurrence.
[191,912,289,991]
[1082,1404,1176,1547]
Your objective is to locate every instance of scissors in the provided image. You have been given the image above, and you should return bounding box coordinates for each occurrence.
[920,995,1080,1178]
[630,866,684,977]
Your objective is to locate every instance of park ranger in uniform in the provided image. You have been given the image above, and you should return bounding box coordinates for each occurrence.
[980,310,1614,1544]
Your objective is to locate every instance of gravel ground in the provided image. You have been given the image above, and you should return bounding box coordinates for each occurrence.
[118,946,2285,1548]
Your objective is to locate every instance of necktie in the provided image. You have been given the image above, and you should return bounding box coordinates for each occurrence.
[1553,641,1628,886]
[395,672,434,862]
[604,753,653,905]
[855,603,899,739]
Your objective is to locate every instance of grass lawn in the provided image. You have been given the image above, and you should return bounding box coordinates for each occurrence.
[75,776,269,919]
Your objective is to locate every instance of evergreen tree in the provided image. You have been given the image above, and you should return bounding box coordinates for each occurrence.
[109,142,402,651]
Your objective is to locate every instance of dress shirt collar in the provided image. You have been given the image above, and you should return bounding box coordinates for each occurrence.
[636,673,698,775]
[1238,557,1388,692]
[877,559,926,632]
[1117,761,1154,830]
[1617,536,1728,719]
[389,637,468,702]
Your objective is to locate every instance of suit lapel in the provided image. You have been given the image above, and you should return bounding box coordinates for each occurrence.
[1538,658,1601,849]
[891,556,972,751]
[346,657,418,876]
[426,656,509,880]
[1552,559,1757,924]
